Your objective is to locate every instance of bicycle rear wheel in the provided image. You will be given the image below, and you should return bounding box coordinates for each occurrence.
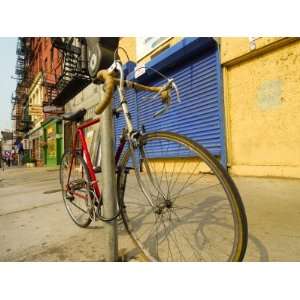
[117,131,248,261]
[60,151,92,228]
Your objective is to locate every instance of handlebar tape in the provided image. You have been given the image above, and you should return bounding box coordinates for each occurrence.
[95,71,171,115]
[123,80,171,103]
[95,70,115,115]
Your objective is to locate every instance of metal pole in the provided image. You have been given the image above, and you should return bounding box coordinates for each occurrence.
[100,85,118,262]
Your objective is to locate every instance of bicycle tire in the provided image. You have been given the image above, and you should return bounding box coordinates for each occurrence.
[117,131,248,261]
[60,151,92,228]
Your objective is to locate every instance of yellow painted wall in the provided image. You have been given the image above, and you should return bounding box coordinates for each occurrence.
[149,157,211,174]
[221,37,289,64]
[119,37,136,62]
[222,38,300,178]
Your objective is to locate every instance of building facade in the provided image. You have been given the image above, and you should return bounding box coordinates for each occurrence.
[12,37,300,178]
[11,37,63,166]
[221,37,300,179]
[113,37,226,178]
[118,37,300,179]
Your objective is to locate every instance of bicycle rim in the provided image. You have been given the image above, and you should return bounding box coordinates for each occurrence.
[60,151,92,228]
[118,131,248,261]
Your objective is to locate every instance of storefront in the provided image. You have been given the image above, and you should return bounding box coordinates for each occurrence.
[42,118,63,167]
[28,126,44,166]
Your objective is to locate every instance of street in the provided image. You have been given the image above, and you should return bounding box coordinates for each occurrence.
[1,166,300,261]
[0,167,138,261]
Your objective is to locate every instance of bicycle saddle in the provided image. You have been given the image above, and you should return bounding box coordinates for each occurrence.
[62,109,87,122]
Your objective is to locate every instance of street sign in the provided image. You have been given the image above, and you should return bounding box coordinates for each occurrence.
[43,106,64,114]
[135,63,146,78]
[23,139,30,150]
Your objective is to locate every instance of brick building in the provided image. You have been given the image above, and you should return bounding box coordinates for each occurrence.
[11,37,63,166]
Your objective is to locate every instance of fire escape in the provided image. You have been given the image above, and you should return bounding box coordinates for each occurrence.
[42,38,91,107]
[12,37,33,133]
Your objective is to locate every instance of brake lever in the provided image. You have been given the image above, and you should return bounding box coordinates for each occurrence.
[153,79,181,118]
[171,81,181,103]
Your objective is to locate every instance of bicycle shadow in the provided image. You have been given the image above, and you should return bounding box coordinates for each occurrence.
[245,232,269,262]
[124,194,269,261]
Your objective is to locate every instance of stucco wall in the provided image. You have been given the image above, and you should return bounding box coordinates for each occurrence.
[222,38,300,178]
[119,37,136,62]
[221,37,289,64]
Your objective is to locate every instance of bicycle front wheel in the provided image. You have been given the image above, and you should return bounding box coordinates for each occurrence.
[117,131,248,261]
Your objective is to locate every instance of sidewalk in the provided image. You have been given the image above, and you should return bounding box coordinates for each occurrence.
[234,176,300,261]
[0,167,138,261]
[0,167,300,261]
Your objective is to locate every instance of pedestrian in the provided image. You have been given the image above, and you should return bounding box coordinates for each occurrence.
[11,148,16,166]
[16,140,24,166]
[5,151,11,167]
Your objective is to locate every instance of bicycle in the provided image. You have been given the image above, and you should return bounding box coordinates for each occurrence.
[59,53,248,262]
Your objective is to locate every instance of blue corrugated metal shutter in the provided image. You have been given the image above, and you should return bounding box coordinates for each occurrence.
[136,46,223,159]
[113,38,226,166]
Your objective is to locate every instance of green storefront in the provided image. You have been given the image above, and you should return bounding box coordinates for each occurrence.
[42,118,63,167]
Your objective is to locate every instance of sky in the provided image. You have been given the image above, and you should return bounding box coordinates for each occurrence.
[0,37,17,133]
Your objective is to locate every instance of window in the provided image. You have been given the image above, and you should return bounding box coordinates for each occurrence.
[136,37,170,59]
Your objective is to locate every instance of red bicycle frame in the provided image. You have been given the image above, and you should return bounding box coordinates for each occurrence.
[67,117,127,201]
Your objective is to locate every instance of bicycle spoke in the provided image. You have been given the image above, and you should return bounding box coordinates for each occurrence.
[172,182,222,202]
[169,162,204,200]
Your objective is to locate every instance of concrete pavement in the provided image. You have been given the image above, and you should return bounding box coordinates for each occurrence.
[236,176,300,261]
[1,167,300,261]
[0,167,137,262]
